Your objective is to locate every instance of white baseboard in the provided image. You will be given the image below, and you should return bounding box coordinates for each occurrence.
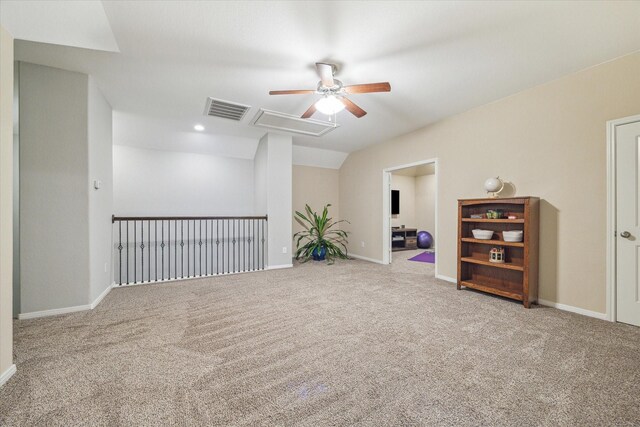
[435,274,457,284]
[537,298,607,320]
[19,282,114,320]
[349,253,385,264]
[0,364,16,388]
[267,264,293,270]
[90,283,113,309]
[18,304,92,320]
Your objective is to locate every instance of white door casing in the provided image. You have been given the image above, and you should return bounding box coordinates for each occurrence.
[615,120,640,327]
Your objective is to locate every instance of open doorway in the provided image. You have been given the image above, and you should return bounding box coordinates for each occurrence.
[382,159,438,274]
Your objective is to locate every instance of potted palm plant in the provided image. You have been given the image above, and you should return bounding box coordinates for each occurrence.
[294,204,349,264]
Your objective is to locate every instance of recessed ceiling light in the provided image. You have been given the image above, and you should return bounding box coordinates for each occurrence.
[194,124,205,131]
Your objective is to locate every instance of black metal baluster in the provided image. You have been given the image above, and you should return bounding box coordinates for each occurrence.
[216,220,220,275]
[246,220,250,272]
[191,220,194,276]
[118,221,122,285]
[134,221,138,283]
[221,220,225,274]
[141,221,145,283]
[253,219,256,271]
[226,219,229,274]
[233,219,236,273]
[205,220,208,276]
[126,221,130,284]
[162,220,165,281]
[193,219,196,277]
[155,220,157,281]
[262,219,266,270]
[181,220,184,278]
[148,220,151,282]
[198,220,202,276]
[210,219,213,275]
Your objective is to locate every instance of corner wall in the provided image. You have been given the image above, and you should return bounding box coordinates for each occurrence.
[88,77,113,301]
[292,165,340,243]
[19,62,90,313]
[19,62,113,315]
[0,25,15,385]
[254,133,292,268]
[339,52,640,314]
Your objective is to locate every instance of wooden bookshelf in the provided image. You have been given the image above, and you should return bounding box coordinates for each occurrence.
[457,197,539,308]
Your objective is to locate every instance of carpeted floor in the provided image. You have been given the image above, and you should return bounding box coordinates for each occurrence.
[1,255,640,426]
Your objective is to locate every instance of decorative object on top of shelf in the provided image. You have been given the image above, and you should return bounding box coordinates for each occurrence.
[294,204,350,264]
[470,214,484,219]
[417,231,433,249]
[489,247,505,263]
[484,176,505,198]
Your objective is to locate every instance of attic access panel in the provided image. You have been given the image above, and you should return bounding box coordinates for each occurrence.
[251,109,339,137]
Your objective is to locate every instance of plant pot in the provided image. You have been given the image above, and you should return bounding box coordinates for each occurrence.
[312,246,326,261]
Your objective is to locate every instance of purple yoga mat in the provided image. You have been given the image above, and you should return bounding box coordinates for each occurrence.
[408,251,435,263]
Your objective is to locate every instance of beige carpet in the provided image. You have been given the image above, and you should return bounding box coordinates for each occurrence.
[1,253,640,426]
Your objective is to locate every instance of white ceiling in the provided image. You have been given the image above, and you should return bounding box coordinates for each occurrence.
[5,1,640,155]
[0,0,119,52]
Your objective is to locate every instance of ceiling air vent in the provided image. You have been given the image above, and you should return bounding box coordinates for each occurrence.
[204,97,251,121]
[252,109,339,137]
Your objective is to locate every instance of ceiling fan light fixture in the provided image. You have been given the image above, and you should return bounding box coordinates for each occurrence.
[314,95,345,115]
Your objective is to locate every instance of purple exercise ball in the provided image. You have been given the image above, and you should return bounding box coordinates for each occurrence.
[417,231,433,249]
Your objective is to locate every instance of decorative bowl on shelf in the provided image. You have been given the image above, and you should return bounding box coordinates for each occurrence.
[503,230,523,242]
[472,229,494,240]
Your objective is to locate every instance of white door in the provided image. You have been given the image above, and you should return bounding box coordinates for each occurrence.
[616,120,640,326]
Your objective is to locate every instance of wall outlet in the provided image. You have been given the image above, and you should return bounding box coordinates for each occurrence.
[282,246,287,254]
[361,241,365,248]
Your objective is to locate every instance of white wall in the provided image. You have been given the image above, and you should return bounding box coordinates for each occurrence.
[88,76,113,301]
[113,145,254,216]
[19,62,91,314]
[415,174,436,242]
[255,133,293,267]
[253,139,267,215]
[390,174,415,228]
[0,25,15,385]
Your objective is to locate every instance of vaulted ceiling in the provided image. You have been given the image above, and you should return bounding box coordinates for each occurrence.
[3,1,640,157]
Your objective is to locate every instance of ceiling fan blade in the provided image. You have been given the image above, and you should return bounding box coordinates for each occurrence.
[340,97,367,118]
[344,82,391,94]
[301,103,317,119]
[269,89,315,95]
[316,62,335,87]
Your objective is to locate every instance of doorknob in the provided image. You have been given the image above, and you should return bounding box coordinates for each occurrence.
[620,231,632,238]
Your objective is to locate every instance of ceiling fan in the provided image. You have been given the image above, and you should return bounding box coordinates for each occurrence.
[269,62,391,119]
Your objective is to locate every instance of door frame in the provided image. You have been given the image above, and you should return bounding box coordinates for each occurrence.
[606,114,640,322]
[382,158,438,275]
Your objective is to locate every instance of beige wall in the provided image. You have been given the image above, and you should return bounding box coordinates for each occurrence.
[390,174,415,228]
[415,174,436,242]
[292,165,340,250]
[0,26,14,381]
[340,52,640,314]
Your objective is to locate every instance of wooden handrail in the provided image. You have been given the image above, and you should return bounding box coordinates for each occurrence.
[112,215,268,223]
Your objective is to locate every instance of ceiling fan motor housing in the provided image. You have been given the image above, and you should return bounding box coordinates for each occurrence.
[317,79,344,95]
